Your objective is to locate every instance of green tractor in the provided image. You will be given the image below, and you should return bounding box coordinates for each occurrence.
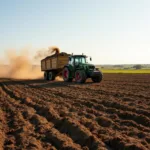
[62,54,103,83]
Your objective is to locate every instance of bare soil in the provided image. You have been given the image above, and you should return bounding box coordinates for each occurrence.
[0,74,150,150]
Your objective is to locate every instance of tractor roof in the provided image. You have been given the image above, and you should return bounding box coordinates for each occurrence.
[70,55,87,58]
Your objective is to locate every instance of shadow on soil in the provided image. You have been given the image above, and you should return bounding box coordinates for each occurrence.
[0,78,97,88]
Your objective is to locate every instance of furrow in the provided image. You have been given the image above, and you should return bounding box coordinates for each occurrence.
[4,80,150,149]
[8,82,150,133]
[0,89,7,150]
[1,82,107,149]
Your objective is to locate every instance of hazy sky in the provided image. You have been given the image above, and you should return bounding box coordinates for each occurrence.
[0,0,150,64]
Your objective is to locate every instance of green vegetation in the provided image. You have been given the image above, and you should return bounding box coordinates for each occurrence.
[96,64,150,73]
[101,69,150,74]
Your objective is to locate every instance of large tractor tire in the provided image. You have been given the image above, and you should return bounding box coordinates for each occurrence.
[62,67,73,82]
[92,72,103,83]
[48,71,55,81]
[75,70,86,83]
[44,72,49,80]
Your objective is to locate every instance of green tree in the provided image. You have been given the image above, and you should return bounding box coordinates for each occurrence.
[133,65,142,70]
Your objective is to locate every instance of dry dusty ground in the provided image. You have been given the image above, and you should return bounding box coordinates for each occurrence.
[0,74,150,150]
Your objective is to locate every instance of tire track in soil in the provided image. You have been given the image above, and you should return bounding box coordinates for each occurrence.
[2,79,150,149]
[0,81,107,150]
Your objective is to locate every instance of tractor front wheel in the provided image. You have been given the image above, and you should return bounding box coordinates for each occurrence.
[62,67,72,82]
[92,72,103,83]
[75,70,86,83]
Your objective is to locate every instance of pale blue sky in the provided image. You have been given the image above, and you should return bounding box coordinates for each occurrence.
[0,0,150,64]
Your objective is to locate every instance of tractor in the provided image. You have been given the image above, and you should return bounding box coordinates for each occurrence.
[62,54,103,83]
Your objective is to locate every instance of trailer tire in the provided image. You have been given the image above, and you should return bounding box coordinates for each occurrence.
[48,71,55,81]
[75,70,86,83]
[62,67,72,82]
[44,72,48,80]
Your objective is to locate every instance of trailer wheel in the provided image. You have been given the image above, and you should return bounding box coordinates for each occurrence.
[75,70,86,83]
[62,67,72,82]
[48,71,55,81]
[44,72,48,80]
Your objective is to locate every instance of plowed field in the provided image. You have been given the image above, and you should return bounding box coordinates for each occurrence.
[0,74,150,150]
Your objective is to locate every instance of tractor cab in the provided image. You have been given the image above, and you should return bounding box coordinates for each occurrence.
[68,55,95,72]
[68,55,88,66]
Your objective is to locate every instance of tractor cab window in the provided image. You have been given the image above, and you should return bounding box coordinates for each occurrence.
[69,56,86,66]
[75,57,86,65]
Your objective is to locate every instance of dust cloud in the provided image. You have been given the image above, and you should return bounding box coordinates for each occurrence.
[34,46,60,60]
[0,46,61,80]
[34,46,63,81]
[0,49,43,79]
[55,76,63,81]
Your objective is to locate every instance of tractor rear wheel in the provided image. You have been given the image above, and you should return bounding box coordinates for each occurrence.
[92,72,103,83]
[75,70,86,83]
[48,71,55,81]
[62,67,72,82]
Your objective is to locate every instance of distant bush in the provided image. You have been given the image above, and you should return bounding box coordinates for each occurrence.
[133,65,142,70]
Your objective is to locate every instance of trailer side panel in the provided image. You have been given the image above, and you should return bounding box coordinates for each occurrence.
[41,53,70,72]
[58,56,69,69]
